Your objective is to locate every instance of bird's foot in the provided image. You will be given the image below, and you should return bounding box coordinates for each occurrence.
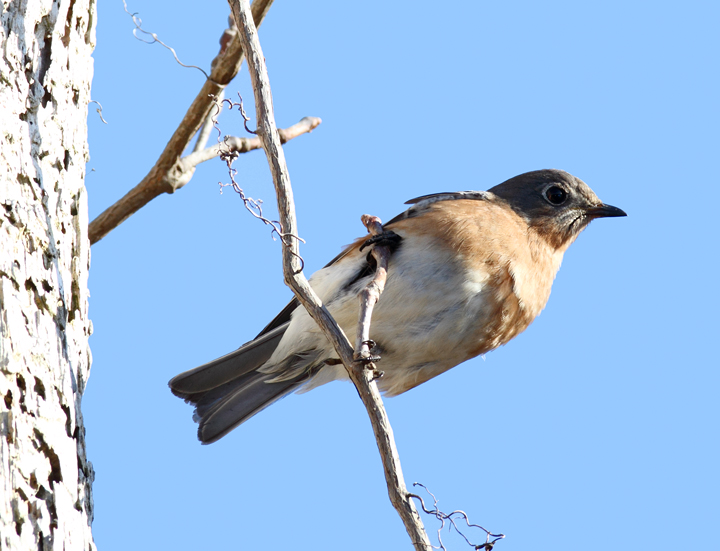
[355,354,382,364]
[354,340,384,380]
[354,340,380,363]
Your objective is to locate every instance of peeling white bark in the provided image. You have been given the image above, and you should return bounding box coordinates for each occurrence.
[0,0,97,549]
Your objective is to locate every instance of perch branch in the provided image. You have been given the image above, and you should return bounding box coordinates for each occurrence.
[89,0,276,245]
[229,1,432,549]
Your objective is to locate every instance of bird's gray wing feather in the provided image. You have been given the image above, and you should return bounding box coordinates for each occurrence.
[385,191,491,226]
[404,190,490,205]
[255,231,382,338]
[256,300,299,337]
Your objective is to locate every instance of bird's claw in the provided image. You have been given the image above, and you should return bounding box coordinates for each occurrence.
[369,367,384,382]
[354,340,380,364]
[354,351,381,365]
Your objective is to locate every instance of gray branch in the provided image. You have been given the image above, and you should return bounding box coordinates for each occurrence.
[228,1,432,549]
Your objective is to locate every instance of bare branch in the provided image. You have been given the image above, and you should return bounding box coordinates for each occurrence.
[87,113,317,245]
[228,1,432,548]
[89,0,275,245]
[183,116,321,173]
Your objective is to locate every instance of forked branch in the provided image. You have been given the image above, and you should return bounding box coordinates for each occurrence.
[88,0,320,245]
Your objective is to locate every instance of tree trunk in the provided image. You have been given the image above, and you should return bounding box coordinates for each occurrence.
[0,1,97,549]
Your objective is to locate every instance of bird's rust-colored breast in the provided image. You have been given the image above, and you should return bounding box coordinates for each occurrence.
[388,199,562,359]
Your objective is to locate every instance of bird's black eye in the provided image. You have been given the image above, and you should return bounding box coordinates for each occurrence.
[545,186,567,205]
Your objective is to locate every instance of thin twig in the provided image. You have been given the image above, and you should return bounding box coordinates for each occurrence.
[89,100,108,124]
[228,1,432,549]
[409,484,505,551]
[216,133,307,266]
[215,93,258,134]
[122,0,209,78]
[89,0,275,245]
[194,90,224,153]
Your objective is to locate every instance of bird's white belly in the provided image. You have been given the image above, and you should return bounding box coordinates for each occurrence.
[281,233,501,396]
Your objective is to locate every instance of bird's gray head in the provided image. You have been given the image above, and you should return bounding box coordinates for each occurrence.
[488,169,626,250]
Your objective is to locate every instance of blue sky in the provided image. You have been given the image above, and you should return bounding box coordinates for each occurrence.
[84,1,719,549]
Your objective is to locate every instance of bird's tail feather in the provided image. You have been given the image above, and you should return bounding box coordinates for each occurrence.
[169,323,288,396]
[192,370,305,443]
[168,322,323,444]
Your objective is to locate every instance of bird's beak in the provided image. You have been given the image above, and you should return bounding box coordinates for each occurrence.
[586,203,627,219]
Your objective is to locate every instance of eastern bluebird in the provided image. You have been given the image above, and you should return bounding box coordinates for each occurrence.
[170,169,626,443]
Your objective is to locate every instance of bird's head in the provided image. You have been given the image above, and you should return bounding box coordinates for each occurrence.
[489,169,626,251]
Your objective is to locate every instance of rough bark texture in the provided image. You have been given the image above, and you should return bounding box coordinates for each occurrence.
[0,1,97,550]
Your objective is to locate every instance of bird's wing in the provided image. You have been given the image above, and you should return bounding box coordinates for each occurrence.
[256,298,300,337]
[404,190,490,205]
[257,190,491,337]
[255,245,359,338]
[385,190,490,226]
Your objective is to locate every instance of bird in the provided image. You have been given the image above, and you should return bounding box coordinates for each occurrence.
[169,169,626,444]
